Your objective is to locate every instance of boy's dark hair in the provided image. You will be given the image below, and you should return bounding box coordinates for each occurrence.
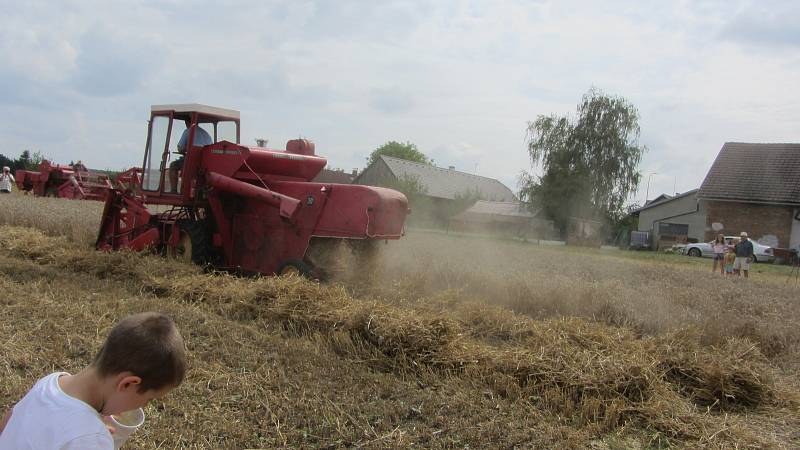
[92,312,186,392]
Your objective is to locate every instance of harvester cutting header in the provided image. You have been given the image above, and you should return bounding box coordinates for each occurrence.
[96,104,409,277]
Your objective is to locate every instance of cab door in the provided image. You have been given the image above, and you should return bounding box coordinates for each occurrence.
[141,114,173,193]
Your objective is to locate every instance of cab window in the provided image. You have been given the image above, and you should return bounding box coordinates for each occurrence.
[216,121,237,143]
[143,115,169,191]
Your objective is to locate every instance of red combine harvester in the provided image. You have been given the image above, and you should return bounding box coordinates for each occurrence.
[96,104,409,277]
[16,160,113,200]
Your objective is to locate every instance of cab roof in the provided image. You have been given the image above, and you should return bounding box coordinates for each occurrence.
[150,103,240,119]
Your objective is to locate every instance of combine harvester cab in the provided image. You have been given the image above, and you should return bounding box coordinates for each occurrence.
[96,104,408,278]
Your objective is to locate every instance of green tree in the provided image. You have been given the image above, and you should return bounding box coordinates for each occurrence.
[15,150,45,171]
[442,187,484,232]
[612,204,641,246]
[384,173,432,226]
[366,141,431,167]
[0,153,14,171]
[385,173,428,205]
[519,88,646,238]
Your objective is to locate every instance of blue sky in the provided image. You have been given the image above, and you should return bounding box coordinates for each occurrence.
[1,0,798,205]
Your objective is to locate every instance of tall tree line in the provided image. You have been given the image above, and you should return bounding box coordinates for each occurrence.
[0,150,45,171]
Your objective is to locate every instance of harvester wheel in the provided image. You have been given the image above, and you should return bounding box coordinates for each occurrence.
[168,220,211,265]
[276,259,314,278]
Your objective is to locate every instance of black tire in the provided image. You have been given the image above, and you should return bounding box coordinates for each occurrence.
[688,248,701,257]
[276,259,314,278]
[751,255,757,264]
[168,220,212,265]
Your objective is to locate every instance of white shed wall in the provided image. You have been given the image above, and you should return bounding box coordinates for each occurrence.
[637,194,706,247]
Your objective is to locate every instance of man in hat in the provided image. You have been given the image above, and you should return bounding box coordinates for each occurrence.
[734,231,754,278]
[0,166,14,193]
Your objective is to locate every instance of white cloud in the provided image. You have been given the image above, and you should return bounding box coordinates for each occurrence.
[0,0,797,205]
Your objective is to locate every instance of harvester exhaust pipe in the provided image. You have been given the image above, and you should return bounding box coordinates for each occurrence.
[205,171,300,221]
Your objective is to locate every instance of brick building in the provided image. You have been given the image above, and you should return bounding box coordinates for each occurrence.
[697,142,800,249]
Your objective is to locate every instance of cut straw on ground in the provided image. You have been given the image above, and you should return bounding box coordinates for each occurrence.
[0,225,798,448]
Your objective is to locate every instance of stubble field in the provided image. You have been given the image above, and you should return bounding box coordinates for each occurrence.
[0,192,798,449]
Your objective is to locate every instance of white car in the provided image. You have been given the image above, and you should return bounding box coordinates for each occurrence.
[682,236,774,263]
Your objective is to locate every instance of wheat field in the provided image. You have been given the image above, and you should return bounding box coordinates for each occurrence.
[0,191,798,448]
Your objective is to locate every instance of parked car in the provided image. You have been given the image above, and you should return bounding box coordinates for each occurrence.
[681,236,774,263]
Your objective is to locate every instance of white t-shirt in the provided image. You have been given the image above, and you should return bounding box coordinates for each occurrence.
[0,173,14,191]
[0,372,114,449]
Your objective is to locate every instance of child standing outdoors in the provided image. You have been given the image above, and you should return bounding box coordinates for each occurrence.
[0,312,186,449]
[711,234,727,275]
[724,241,736,276]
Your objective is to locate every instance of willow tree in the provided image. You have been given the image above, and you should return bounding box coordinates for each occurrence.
[519,88,645,237]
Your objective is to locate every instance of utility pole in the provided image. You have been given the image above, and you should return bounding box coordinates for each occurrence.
[645,172,658,203]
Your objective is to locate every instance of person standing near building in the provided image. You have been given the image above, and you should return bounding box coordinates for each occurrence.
[710,234,726,275]
[0,166,15,193]
[724,243,736,276]
[734,231,754,278]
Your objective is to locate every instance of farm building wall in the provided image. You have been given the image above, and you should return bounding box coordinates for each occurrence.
[354,160,455,227]
[354,159,395,187]
[637,193,706,248]
[791,208,800,249]
[566,217,604,246]
[703,200,794,248]
[425,197,454,227]
[449,216,555,240]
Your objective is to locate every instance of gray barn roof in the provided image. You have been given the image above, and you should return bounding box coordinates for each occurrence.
[379,156,516,201]
[313,168,356,184]
[698,142,800,205]
[631,189,699,214]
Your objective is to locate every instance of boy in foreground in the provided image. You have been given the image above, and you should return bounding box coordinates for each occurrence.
[0,312,186,449]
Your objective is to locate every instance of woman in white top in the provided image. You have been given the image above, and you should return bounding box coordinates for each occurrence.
[711,234,726,275]
[0,166,14,193]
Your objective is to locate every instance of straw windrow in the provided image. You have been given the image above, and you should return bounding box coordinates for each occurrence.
[0,225,796,447]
